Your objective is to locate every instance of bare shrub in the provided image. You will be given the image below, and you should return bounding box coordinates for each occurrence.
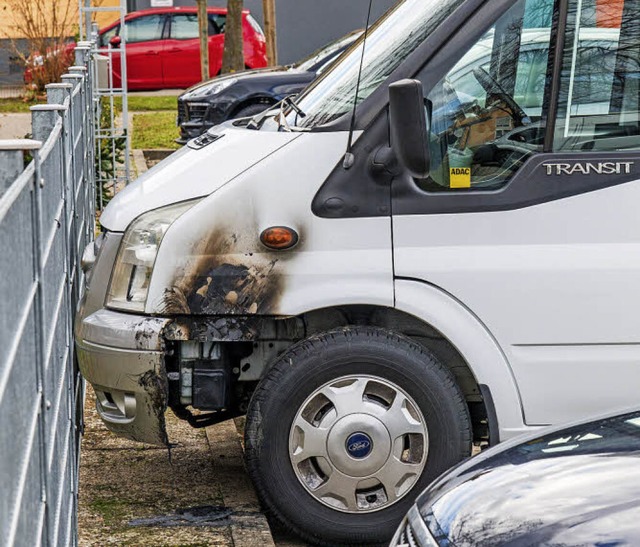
[4,0,82,93]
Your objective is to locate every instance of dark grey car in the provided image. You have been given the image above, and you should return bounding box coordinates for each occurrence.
[391,408,640,546]
[176,30,362,143]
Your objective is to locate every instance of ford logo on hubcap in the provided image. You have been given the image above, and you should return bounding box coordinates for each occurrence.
[346,432,373,459]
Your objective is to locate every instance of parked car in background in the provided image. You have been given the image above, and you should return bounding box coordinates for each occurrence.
[97,7,267,90]
[176,30,362,143]
[23,41,76,88]
[392,407,640,546]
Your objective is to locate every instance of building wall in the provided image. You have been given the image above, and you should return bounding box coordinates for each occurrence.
[130,0,396,65]
[0,0,122,40]
[0,0,123,85]
[0,38,28,86]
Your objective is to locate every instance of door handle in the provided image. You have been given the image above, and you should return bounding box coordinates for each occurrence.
[146,50,159,55]
[168,48,181,53]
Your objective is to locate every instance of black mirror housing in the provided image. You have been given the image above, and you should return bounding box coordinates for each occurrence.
[389,79,430,179]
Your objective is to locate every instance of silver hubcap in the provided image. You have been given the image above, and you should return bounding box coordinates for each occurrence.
[289,375,428,513]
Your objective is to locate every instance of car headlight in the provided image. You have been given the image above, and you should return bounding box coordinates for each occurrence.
[390,505,439,547]
[196,78,238,97]
[106,200,200,312]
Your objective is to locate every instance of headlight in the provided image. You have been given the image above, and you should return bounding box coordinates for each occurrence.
[390,505,439,547]
[106,200,200,312]
[195,78,238,97]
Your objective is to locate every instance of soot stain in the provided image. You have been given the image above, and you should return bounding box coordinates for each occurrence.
[159,228,285,316]
[128,505,233,528]
[138,370,169,447]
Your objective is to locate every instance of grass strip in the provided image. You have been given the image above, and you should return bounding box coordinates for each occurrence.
[132,111,181,150]
[116,95,178,112]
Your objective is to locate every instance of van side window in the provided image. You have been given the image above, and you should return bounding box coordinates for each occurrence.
[554,0,640,152]
[420,0,554,192]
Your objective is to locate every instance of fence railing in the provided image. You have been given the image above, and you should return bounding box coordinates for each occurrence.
[0,42,96,547]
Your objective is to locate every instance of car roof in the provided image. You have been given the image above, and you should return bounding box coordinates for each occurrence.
[100,7,251,32]
[126,7,249,16]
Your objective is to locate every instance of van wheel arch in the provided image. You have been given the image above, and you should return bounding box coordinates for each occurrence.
[294,305,491,445]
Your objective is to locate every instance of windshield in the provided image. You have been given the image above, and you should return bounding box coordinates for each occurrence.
[289,0,465,128]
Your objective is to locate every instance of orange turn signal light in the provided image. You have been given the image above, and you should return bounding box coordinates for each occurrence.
[260,226,299,250]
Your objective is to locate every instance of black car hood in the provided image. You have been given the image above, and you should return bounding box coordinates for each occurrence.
[417,450,640,546]
[181,67,315,99]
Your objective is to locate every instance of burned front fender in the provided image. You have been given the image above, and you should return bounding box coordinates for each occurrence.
[77,339,169,446]
[152,226,290,317]
[75,309,172,446]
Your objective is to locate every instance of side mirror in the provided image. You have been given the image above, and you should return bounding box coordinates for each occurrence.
[109,35,122,47]
[389,79,430,179]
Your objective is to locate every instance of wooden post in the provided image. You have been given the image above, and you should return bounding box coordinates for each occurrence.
[221,0,245,73]
[196,0,210,81]
[262,0,277,66]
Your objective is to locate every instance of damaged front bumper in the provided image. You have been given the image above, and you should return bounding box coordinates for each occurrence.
[76,309,171,446]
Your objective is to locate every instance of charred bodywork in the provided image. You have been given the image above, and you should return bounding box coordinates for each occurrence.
[158,229,287,316]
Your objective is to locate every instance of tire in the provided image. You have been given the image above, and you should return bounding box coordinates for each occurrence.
[233,102,270,120]
[244,326,472,547]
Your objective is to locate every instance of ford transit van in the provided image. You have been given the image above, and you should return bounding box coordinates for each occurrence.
[76,0,640,544]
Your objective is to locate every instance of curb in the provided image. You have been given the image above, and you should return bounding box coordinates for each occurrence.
[142,148,175,162]
[205,420,276,547]
[132,148,147,177]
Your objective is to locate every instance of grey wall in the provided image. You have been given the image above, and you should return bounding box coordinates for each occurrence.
[0,39,29,86]
[130,0,396,65]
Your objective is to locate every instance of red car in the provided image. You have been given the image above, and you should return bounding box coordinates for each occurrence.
[98,7,267,90]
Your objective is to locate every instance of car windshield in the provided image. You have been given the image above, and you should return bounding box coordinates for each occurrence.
[288,0,465,128]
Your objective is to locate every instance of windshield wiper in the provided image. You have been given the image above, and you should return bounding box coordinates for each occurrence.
[284,95,306,119]
[246,106,274,130]
[275,96,306,132]
[246,96,306,131]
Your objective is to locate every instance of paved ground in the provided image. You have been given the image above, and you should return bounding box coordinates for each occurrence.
[79,387,295,546]
[0,112,31,139]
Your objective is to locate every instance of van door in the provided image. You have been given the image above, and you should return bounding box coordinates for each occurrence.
[392,0,640,425]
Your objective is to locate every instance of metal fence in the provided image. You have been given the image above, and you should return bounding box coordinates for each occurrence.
[0,43,96,547]
[81,1,132,205]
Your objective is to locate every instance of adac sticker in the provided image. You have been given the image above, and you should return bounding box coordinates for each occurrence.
[450,167,471,189]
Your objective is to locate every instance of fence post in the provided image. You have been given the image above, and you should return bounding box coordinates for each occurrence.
[45,80,80,546]
[73,46,96,220]
[31,104,66,546]
[31,106,62,143]
[74,44,91,67]
[45,83,72,106]
[60,73,88,288]
[68,67,91,221]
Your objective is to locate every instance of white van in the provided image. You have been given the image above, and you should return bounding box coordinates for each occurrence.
[76,0,640,544]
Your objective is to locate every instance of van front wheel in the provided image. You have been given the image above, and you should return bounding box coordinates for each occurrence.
[244,327,471,546]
